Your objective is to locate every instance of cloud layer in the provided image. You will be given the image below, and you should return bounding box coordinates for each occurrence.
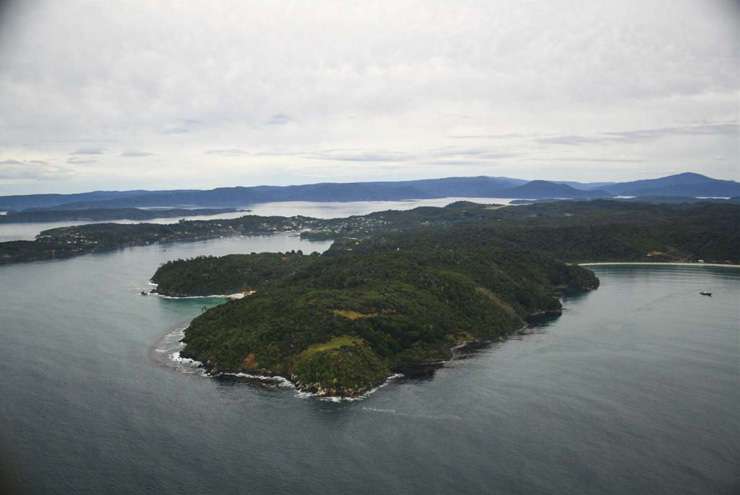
[0,0,737,193]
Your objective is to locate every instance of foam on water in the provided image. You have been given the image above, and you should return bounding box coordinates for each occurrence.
[150,325,206,375]
[227,372,296,389]
[295,373,405,402]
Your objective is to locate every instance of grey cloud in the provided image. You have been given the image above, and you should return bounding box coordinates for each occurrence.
[605,123,739,141]
[206,149,309,158]
[538,122,739,146]
[121,150,155,157]
[0,159,50,166]
[0,159,71,180]
[162,119,203,135]
[67,156,97,164]
[0,1,737,191]
[304,147,522,163]
[426,159,501,166]
[306,150,413,162]
[70,147,105,155]
[537,135,601,146]
[543,157,644,163]
[429,148,520,160]
[205,149,250,156]
[474,152,521,160]
[265,114,292,126]
[449,133,530,140]
[161,126,191,135]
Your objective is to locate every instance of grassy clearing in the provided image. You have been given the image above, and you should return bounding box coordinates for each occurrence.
[300,335,365,358]
[475,286,517,317]
[332,309,378,320]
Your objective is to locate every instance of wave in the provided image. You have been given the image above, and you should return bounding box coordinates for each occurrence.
[169,350,203,367]
[295,373,404,402]
[224,372,296,389]
[150,325,207,375]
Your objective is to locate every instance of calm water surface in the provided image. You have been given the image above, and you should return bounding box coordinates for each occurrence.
[0,235,738,494]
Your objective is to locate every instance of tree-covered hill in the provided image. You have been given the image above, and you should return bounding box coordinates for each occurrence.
[2,200,739,265]
[144,199,740,398]
[152,252,320,296]
[175,230,599,397]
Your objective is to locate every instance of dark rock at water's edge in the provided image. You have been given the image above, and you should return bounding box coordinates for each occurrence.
[525,309,564,325]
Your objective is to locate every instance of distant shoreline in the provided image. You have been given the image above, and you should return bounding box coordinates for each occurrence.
[579,262,740,269]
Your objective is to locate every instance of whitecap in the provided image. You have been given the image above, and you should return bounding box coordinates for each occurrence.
[224,372,296,389]
[296,373,404,402]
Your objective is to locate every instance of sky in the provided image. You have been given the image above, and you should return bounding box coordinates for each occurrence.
[0,0,738,195]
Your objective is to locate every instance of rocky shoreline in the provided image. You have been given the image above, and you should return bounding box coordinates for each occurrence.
[171,298,577,399]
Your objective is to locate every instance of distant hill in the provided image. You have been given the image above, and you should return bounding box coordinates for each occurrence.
[500,180,608,199]
[604,172,740,197]
[0,176,526,210]
[0,190,155,211]
[556,180,616,191]
[0,207,238,224]
[1,172,738,210]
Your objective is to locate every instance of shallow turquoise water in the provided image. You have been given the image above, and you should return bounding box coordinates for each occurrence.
[0,238,738,494]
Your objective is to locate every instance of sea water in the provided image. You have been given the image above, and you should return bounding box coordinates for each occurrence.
[0,237,737,494]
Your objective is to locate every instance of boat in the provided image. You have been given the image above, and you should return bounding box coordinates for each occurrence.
[140,290,149,296]
[700,291,712,296]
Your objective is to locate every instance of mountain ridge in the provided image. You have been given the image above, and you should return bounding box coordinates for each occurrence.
[1,172,738,210]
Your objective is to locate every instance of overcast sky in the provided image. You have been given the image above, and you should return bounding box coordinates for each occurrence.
[0,0,738,194]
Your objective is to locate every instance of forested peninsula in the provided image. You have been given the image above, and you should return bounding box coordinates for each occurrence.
[0,207,239,224]
[2,200,739,265]
[148,200,740,397]
[156,230,599,397]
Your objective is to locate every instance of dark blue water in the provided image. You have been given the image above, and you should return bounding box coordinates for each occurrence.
[0,236,738,494]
